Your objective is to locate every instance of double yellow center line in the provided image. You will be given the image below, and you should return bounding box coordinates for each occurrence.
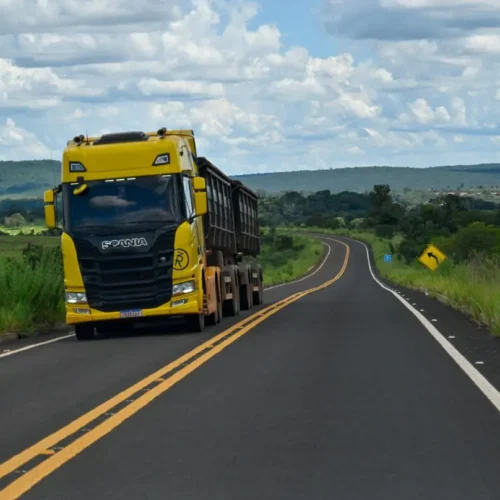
[0,240,349,499]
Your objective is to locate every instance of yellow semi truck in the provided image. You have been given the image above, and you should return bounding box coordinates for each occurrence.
[44,128,263,340]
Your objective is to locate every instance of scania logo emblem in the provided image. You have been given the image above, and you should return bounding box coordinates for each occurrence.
[101,238,148,250]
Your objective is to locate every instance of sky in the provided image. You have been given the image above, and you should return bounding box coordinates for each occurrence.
[1,0,500,175]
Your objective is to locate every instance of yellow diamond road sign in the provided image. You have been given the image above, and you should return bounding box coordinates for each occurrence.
[418,244,447,271]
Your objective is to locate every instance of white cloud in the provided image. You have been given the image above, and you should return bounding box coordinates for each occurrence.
[0,118,51,160]
[407,98,451,124]
[137,79,225,99]
[0,0,183,34]
[0,0,498,174]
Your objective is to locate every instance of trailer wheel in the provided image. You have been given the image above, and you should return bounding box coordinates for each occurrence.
[237,264,252,311]
[223,267,240,317]
[74,324,95,341]
[186,313,205,333]
[253,264,264,306]
[240,280,253,311]
[215,290,222,323]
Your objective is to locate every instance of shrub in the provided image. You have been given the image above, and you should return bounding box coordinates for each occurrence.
[398,239,422,264]
[375,224,396,239]
[0,244,64,333]
[452,226,500,262]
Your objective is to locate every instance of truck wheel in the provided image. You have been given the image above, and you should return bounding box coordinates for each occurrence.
[254,280,264,305]
[186,313,205,333]
[206,295,221,326]
[240,282,253,311]
[223,268,240,317]
[253,265,264,305]
[74,324,95,341]
[216,295,222,323]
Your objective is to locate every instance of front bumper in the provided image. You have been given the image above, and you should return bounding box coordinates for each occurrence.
[66,290,201,325]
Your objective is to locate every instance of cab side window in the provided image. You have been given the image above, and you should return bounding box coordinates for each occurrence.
[183,176,194,219]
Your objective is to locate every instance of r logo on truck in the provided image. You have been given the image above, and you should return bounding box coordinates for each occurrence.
[101,238,148,250]
[174,249,189,270]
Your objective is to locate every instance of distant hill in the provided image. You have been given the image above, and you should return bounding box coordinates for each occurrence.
[235,164,500,194]
[2,160,500,199]
[0,160,60,200]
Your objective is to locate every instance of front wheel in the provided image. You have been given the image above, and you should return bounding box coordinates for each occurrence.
[206,298,222,326]
[186,313,205,333]
[74,324,95,341]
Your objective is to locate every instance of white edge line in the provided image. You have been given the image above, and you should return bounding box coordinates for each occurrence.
[0,335,75,359]
[1,240,333,359]
[326,235,500,414]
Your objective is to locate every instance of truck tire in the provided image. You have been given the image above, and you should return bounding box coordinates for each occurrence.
[74,324,95,341]
[215,285,223,323]
[223,266,240,317]
[252,264,264,306]
[240,282,253,310]
[206,291,222,326]
[238,264,253,311]
[186,313,205,333]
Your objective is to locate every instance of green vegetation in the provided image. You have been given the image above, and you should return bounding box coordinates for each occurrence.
[0,243,64,334]
[0,160,59,200]
[258,229,324,286]
[0,235,60,259]
[240,164,500,194]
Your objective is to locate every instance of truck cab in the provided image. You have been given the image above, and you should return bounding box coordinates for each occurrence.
[45,128,216,339]
[44,128,263,340]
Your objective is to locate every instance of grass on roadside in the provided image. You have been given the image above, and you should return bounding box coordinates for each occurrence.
[0,246,65,334]
[258,230,324,286]
[292,226,500,336]
[0,235,60,259]
[0,225,46,236]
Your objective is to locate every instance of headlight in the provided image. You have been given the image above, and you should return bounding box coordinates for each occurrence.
[65,292,87,304]
[172,280,195,295]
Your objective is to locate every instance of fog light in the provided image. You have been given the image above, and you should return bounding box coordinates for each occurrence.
[171,299,188,307]
[73,308,90,314]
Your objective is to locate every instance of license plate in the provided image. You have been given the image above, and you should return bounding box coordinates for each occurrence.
[120,309,143,318]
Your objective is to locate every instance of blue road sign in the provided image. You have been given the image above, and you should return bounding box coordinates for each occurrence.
[384,254,392,263]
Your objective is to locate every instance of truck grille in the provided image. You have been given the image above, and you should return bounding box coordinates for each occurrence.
[73,231,176,313]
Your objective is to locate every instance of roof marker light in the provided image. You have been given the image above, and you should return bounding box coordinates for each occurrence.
[153,153,170,166]
[69,162,86,172]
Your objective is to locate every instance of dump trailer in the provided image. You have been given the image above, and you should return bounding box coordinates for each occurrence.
[197,157,263,315]
[43,128,263,340]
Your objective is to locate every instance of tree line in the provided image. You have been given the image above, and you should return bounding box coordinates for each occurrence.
[259,185,500,265]
[4,187,500,266]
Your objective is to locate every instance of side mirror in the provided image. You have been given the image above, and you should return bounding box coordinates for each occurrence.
[44,189,56,229]
[193,176,207,217]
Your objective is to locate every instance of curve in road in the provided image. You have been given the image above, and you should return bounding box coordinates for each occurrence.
[0,236,499,500]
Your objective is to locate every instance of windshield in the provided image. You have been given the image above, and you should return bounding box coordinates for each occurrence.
[63,174,181,233]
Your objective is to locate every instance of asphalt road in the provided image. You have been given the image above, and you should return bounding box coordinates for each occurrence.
[1,236,500,499]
